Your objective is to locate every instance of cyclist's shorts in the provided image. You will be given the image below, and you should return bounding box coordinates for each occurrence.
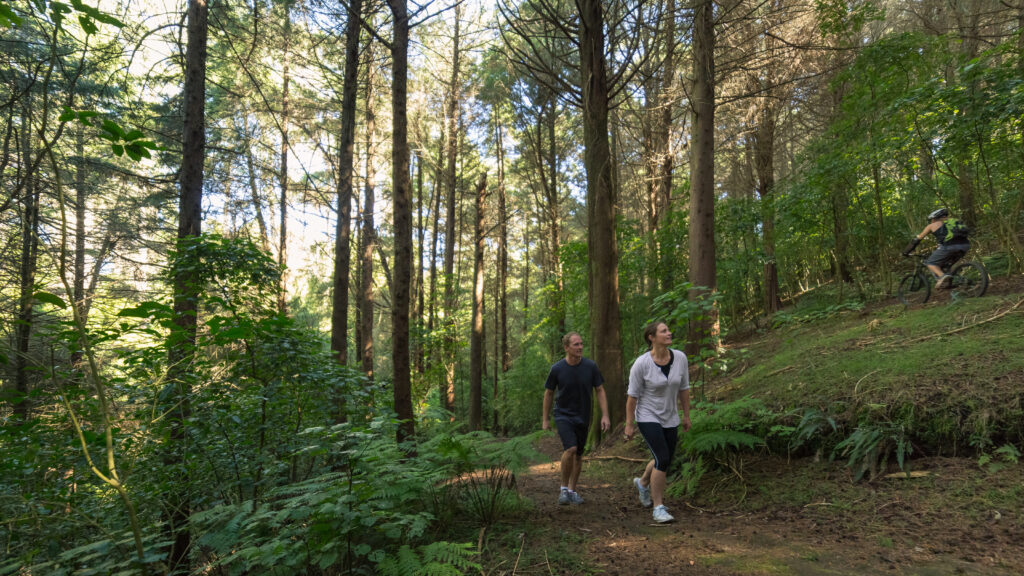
[926,244,969,270]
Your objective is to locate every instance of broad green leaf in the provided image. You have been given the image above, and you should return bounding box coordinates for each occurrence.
[111,144,124,156]
[101,119,125,140]
[0,4,23,27]
[118,301,172,318]
[78,13,96,34]
[125,143,150,161]
[34,291,67,309]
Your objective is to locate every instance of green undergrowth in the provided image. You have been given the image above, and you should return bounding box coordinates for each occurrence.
[717,294,1024,457]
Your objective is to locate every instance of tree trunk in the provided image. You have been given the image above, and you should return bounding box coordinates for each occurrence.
[167,2,208,571]
[546,100,565,339]
[442,7,462,415]
[72,126,87,370]
[245,129,272,253]
[643,0,676,293]
[13,105,39,424]
[687,0,717,358]
[427,136,443,372]
[469,173,487,431]
[359,40,377,380]
[578,0,624,430]
[331,0,363,368]
[277,1,292,315]
[496,115,509,374]
[388,0,415,447]
[522,217,530,328]
[414,143,425,374]
[754,102,779,314]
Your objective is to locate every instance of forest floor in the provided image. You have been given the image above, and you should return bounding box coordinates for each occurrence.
[495,434,1023,576]
[483,273,1024,575]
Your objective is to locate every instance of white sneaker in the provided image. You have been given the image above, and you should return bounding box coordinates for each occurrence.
[569,491,584,505]
[558,488,570,505]
[936,274,953,289]
[652,504,674,523]
[634,477,652,507]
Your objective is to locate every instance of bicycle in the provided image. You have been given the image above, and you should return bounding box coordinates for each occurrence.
[897,253,989,305]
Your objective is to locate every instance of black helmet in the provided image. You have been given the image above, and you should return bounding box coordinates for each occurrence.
[927,207,948,220]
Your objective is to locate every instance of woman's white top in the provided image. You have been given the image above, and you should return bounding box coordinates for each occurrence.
[627,348,689,427]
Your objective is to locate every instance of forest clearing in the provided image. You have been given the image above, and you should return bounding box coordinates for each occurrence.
[3,0,1024,574]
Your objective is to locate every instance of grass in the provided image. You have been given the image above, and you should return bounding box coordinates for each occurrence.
[715,294,1024,454]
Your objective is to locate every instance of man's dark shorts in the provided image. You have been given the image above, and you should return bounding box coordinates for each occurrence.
[555,419,590,452]
[926,244,968,270]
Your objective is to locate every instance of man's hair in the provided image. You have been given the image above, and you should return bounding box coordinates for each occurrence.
[562,332,581,349]
[643,321,667,348]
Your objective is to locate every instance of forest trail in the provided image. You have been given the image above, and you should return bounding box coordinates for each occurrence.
[508,435,1020,576]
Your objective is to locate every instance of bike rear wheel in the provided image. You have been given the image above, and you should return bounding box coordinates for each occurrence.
[950,261,988,298]
[898,273,931,305]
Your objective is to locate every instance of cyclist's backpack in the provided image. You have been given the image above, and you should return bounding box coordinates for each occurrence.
[943,218,970,243]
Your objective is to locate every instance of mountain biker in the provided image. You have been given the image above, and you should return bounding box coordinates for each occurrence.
[902,207,970,289]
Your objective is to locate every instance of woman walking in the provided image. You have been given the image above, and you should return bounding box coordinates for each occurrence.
[624,321,691,523]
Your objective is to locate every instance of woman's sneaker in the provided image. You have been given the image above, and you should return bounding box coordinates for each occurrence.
[558,488,571,505]
[569,491,584,505]
[652,505,674,523]
[634,477,652,507]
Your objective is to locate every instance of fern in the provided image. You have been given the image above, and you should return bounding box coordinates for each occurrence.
[679,397,767,456]
[832,422,913,481]
[670,397,770,497]
[376,542,479,576]
[978,444,1020,473]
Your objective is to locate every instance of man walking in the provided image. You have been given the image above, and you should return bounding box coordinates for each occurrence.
[541,332,610,504]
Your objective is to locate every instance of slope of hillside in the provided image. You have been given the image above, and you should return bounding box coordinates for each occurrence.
[488,279,1024,575]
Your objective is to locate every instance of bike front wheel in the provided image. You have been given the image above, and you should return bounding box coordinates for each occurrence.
[950,261,989,298]
[898,273,931,305]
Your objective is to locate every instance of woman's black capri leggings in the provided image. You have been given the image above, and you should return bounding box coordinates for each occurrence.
[637,421,679,472]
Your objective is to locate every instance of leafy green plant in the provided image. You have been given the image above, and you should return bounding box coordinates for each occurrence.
[786,407,840,457]
[452,466,521,527]
[376,542,480,576]
[668,397,768,498]
[978,445,1020,474]
[832,422,913,481]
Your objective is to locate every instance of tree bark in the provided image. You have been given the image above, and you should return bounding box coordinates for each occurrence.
[414,140,426,374]
[578,0,624,429]
[687,0,717,357]
[495,115,509,374]
[277,0,292,315]
[753,100,779,314]
[72,126,87,370]
[442,6,462,415]
[331,0,363,368]
[388,0,415,447]
[167,1,208,571]
[427,136,443,368]
[469,173,487,431]
[13,104,39,425]
[359,39,377,380]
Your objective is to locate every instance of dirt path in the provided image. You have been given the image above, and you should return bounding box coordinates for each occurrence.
[511,435,1020,576]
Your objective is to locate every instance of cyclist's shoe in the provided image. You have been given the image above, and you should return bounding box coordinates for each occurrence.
[569,491,584,505]
[652,505,674,523]
[558,488,571,505]
[936,274,953,289]
[634,477,652,507]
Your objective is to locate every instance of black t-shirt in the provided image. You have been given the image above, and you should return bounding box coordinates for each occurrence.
[545,358,604,425]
